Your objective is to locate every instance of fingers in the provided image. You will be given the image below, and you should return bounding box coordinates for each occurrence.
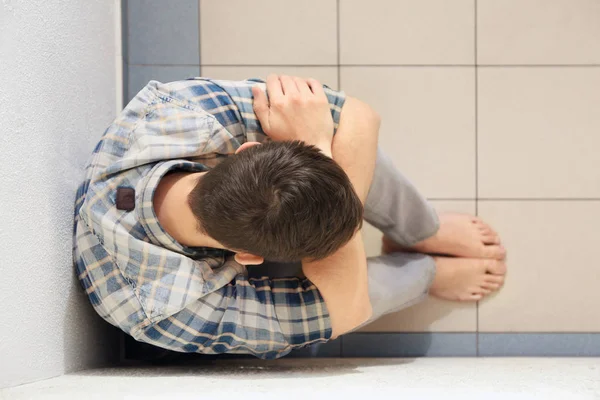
[293,76,312,96]
[306,78,326,98]
[266,74,284,103]
[279,75,298,95]
[251,86,270,131]
[267,74,326,100]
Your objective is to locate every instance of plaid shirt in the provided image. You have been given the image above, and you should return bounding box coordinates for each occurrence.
[73,78,346,359]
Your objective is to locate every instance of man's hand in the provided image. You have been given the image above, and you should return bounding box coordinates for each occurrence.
[252,74,334,156]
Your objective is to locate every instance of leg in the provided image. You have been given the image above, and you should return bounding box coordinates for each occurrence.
[350,249,507,333]
[356,252,436,330]
[364,148,439,247]
[366,148,506,260]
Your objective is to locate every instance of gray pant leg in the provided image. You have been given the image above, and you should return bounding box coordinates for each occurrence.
[350,252,435,332]
[364,148,439,247]
[358,148,438,323]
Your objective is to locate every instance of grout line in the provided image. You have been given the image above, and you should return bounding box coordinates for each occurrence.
[336,0,341,89]
[342,331,600,335]
[130,63,201,67]
[115,0,123,113]
[474,0,479,357]
[127,63,600,68]
[121,0,129,107]
[478,64,600,67]
[198,0,202,76]
[347,332,479,335]
[199,64,475,67]
[426,198,600,201]
[478,198,600,201]
[477,332,600,334]
[427,198,477,201]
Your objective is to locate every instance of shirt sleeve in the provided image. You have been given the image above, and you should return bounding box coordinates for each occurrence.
[137,271,333,360]
[207,78,347,143]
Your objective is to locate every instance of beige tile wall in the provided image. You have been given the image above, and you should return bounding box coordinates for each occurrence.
[200,0,600,334]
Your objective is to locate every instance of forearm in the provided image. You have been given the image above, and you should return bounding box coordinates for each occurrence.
[331,96,381,203]
[301,97,380,338]
[302,230,372,339]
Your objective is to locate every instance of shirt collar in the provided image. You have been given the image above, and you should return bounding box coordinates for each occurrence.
[136,160,223,258]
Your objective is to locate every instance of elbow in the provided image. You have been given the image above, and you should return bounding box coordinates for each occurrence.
[370,108,381,126]
[330,301,373,340]
[361,102,381,136]
[348,96,381,127]
[370,110,381,137]
[359,300,373,326]
[359,99,380,126]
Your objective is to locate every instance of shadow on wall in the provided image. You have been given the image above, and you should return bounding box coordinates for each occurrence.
[62,279,121,372]
[45,22,123,372]
[50,88,122,371]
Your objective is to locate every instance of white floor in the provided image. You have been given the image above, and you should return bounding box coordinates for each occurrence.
[3,358,599,400]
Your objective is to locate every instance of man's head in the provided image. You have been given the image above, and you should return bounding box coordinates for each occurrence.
[188,140,363,263]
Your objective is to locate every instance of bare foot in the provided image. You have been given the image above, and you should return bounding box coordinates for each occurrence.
[429,257,506,302]
[385,213,506,260]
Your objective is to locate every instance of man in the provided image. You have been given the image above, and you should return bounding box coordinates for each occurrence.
[73,75,507,359]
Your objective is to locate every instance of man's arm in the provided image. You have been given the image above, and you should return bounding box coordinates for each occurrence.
[252,75,381,338]
[301,90,381,338]
[330,95,381,203]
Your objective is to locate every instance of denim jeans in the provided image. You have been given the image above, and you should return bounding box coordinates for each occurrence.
[248,148,439,329]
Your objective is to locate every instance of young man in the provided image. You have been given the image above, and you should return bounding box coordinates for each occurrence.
[73,75,506,359]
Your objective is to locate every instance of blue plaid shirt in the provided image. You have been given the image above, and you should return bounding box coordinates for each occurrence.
[73,78,346,359]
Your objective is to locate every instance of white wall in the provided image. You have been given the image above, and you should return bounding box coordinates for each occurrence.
[0,0,121,388]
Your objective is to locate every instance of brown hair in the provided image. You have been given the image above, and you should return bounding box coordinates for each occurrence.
[188,141,363,262]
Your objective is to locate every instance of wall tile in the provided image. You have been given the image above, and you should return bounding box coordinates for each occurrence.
[343,333,477,357]
[341,67,476,198]
[478,200,600,332]
[340,0,475,65]
[479,333,600,356]
[478,0,600,65]
[200,0,337,65]
[478,68,600,198]
[127,0,199,65]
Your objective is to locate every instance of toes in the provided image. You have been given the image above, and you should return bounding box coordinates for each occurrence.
[483,259,507,275]
[460,293,483,302]
[481,282,501,291]
[485,274,505,285]
[474,218,499,235]
[481,233,501,245]
[474,287,492,295]
[481,245,507,260]
[479,226,492,235]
